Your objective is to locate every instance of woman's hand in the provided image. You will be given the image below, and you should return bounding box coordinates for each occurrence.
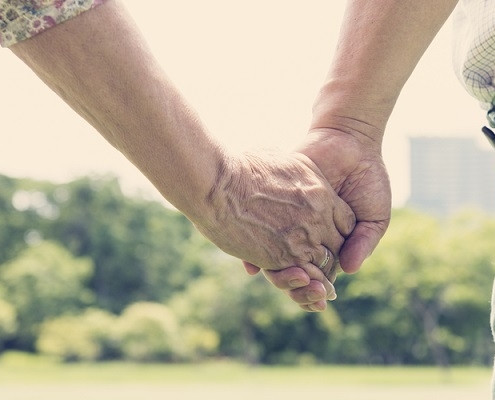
[193,150,356,311]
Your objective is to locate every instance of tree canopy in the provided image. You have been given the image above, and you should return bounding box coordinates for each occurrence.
[0,174,494,366]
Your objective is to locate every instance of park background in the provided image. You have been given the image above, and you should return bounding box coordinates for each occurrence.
[0,1,494,399]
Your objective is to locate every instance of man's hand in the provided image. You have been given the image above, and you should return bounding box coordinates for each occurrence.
[297,127,392,273]
[243,0,458,311]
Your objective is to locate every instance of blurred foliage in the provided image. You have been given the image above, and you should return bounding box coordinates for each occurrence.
[0,174,494,366]
[36,308,119,362]
[332,208,495,365]
[0,298,17,349]
[0,241,93,350]
[116,302,179,362]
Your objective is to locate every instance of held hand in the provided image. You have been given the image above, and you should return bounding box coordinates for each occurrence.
[243,259,341,312]
[194,150,355,310]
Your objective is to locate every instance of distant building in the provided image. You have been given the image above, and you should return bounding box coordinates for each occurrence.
[407,136,495,215]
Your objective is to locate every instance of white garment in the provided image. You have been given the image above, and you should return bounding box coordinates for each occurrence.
[453,0,495,110]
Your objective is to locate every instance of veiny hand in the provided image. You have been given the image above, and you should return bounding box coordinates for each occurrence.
[194,150,356,311]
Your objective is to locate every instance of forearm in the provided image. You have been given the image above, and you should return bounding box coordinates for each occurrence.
[312,0,459,143]
[9,0,226,223]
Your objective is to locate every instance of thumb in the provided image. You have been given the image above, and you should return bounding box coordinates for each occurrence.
[339,221,387,273]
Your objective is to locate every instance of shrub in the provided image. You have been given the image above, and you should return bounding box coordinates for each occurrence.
[180,323,219,361]
[36,308,118,362]
[118,302,183,362]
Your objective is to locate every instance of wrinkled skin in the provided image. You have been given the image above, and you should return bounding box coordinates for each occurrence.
[194,150,356,311]
[245,128,392,312]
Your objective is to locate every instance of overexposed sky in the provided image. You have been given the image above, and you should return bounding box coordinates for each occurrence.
[0,1,488,206]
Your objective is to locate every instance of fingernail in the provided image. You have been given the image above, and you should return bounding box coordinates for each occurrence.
[327,291,337,301]
[289,279,306,288]
[309,302,326,312]
[307,291,323,302]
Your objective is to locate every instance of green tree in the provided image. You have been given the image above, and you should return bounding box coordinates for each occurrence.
[0,175,49,265]
[336,208,495,365]
[0,241,94,350]
[45,176,196,312]
[436,209,495,365]
[170,231,343,365]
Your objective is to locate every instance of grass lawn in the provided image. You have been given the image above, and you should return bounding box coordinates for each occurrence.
[0,352,491,400]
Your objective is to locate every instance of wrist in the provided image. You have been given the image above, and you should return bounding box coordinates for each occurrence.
[310,78,394,149]
[164,142,233,227]
[192,152,242,233]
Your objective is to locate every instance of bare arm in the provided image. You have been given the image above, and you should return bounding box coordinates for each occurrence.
[9,0,357,312]
[10,0,223,225]
[313,0,459,140]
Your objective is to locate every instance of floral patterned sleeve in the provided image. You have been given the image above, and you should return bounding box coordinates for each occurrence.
[0,0,107,47]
